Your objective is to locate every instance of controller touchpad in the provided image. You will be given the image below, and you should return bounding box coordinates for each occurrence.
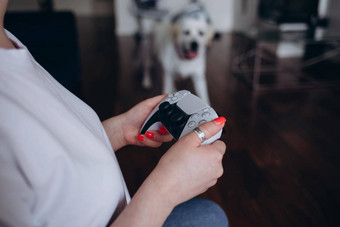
[177,94,208,114]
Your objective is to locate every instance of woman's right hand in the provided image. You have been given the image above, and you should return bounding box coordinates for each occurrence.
[111,117,226,227]
[147,117,226,208]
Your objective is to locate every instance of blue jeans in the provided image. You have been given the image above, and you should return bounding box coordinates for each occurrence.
[163,198,229,227]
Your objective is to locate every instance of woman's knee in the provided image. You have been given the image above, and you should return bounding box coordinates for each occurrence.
[163,198,229,227]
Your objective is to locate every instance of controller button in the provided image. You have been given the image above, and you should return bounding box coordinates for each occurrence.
[188,121,196,128]
[203,108,210,112]
[191,113,199,119]
[171,96,178,101]
[179,122,187,129]
[170,113,183,122]
[202,112,210,117]
[162,109,174,117]
[199,120,207,125]
[159,102,171,110]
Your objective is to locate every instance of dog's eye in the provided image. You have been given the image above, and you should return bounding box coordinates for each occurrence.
[183,30,190,36]
[199,30,205,36]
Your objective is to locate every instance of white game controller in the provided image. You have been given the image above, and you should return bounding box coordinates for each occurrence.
[140,90,222,145]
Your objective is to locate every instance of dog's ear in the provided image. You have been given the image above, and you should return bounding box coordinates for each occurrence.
[171,23,181,40]
[206,25,215,46]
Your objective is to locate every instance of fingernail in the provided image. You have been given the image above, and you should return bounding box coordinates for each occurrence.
[145,131,154,139]
[137,134,144,142]
[159,126,168,134]
[214,117,226,125]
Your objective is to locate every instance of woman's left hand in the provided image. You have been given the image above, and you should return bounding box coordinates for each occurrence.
[102,95,173,151]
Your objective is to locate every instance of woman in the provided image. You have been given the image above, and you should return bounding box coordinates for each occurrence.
[0,1,228,226]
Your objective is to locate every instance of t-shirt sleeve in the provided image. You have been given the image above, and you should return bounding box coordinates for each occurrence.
[0,137,34,227]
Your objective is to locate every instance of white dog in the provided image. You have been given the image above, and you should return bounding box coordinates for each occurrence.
[142,3,214,104]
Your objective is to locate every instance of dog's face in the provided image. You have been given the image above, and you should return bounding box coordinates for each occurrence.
[173,17,214,60]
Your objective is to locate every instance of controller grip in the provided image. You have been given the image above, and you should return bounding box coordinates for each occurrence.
[140,110,161,134]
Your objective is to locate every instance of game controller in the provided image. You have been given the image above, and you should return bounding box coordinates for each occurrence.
[140,90,222,145]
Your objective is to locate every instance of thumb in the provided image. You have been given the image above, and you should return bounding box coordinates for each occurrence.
[183,117,226,147]
[144,94,168,110]
[129,94,167,117]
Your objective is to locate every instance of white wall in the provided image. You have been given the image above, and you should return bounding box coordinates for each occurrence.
[233,0,259,32]
[7,0,113,16]
[7,0,252,35]
[11,0,338,37]
[7,0,39,11]
[327,0,340,37]
[115,0,235,35]
[55,0,113,16]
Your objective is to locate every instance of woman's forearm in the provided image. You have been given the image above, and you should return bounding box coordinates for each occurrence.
[110,172,174,227]
[102,115,126,151]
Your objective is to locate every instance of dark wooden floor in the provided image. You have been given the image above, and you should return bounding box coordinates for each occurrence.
[76,17,340,226]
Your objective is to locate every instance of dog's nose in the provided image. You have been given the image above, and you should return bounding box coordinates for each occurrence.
[190,41,198,52]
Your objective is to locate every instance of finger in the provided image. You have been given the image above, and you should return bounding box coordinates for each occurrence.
[144,130,173,143]
[128,94,168,120]
[183,116,226,147]
[211,140,226,156]
[158,126,169,135]
[136,134,163,148]
[143,94,168,110]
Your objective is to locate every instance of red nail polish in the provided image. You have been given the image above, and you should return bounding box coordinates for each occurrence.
[159,126,168,134]
[214,117,226,125]
[145,131,154,139]
[137,135,144,142]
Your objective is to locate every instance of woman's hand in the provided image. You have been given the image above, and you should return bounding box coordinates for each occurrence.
[142,117,226,207]
[111,117,227,227]
[102,95,173,151]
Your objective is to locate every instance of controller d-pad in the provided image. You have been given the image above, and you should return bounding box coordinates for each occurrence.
[159,102,171,110]
[159,104,175,117]
[170,112,184,122]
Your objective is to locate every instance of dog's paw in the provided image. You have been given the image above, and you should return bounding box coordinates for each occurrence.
[142,74,152,89]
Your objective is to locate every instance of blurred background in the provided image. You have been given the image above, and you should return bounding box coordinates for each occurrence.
[5,0,340,226]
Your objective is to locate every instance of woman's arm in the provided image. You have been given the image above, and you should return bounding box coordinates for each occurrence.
[111,174,174,227]
[110,118,226,226]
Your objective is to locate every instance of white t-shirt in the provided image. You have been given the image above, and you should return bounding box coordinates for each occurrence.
[0,31,130,226]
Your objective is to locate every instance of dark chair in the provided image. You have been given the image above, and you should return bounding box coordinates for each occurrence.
[4,11,81,94]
